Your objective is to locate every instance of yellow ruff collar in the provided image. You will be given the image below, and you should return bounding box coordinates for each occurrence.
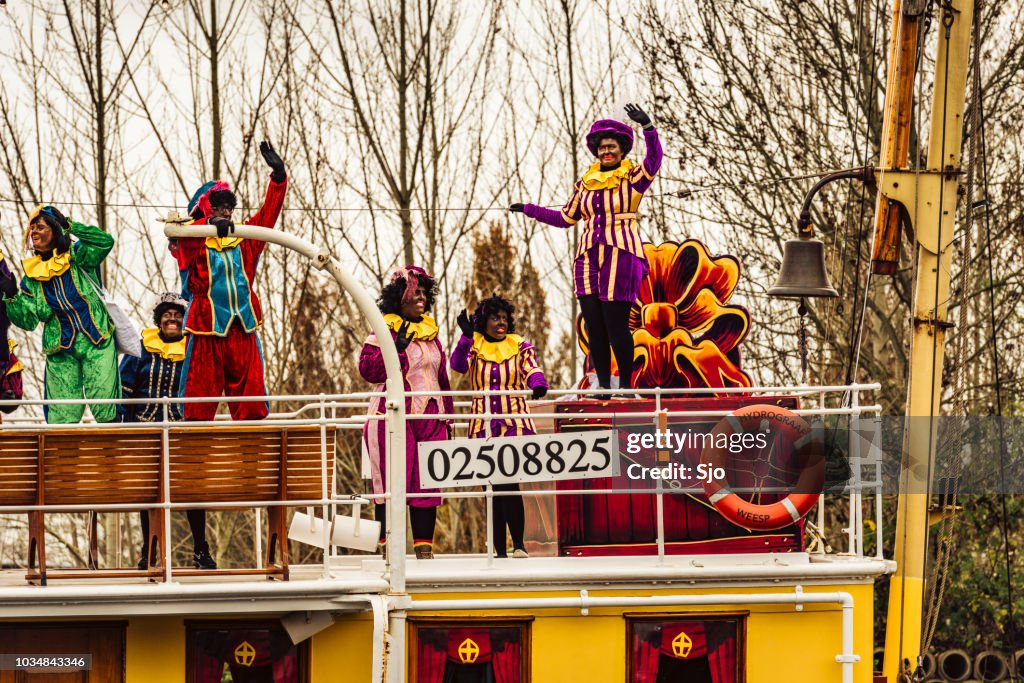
[205,235,244,250]
[384,313,438,341]
[472,332,523,364]
[581,159,634,191]
[142,327,187,361]
[175,217,242,250]
[5,339,22,375]
[22,251,72,281]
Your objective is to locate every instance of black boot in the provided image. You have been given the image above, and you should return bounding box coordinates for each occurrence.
[193,543,217,570]
[137,546,148,570]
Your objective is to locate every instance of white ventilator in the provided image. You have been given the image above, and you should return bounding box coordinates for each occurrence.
[288,503,381,552]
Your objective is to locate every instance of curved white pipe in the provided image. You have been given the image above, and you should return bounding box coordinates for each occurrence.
[163,223,409,683]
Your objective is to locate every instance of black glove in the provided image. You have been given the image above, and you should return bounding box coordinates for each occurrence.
[509,203,525,213]
[531,385,548,400]
[210,216,235,239]
[457,309,474,337]
[393,320,415,353]
[0,270,17,298]
[0,389,15,414]
[624,103,652,128]
[260,141,286,183]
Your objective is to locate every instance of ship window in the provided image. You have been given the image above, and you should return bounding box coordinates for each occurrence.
[186,621,309,683]
[628,616,743,683]
[409,619,531,683]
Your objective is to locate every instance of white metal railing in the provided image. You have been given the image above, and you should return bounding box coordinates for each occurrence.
[0,381,885,581]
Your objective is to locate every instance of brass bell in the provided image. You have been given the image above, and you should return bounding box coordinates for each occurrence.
[768,238,838,298]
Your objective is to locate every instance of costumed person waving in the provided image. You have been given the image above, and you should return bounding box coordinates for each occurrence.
[172,140,287,568]
[0,249,25,419]
[450,295,549,558]
[360,266,453,560]
[118,293,194,569]
[511,104,662,395]
[174,141,286,421]
[0,206,118,423]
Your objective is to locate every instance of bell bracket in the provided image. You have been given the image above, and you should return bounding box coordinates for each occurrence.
[874,169,960,255]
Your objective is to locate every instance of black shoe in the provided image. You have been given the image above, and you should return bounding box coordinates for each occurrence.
[193,548,217,570]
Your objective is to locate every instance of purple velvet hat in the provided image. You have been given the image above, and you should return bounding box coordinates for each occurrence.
[586,119,634,157]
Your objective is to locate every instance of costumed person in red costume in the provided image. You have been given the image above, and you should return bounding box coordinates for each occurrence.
[450,295,548,558]
[360,266,453,560]
[172,141,287,567]
[174,141,286,420]
[510,104,661,395]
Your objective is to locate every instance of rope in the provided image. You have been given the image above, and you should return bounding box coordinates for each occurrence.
[843,0,885,406]
[798,299,809,385]
[972,2,1019,663]
[0,167,874,217]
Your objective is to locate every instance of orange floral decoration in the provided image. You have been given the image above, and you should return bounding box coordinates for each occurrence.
[576,240,753,391]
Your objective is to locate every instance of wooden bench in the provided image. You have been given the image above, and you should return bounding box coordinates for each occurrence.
[0,424,335,585]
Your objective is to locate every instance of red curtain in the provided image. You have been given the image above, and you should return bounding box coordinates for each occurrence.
[631,620,737,683]
[190,629,297,683]
[417,627,524,683]
[707,635,736,683]
[417,638,447,683]
[632,634,662,682]
[491,638,520,683]
[192,655,224,683]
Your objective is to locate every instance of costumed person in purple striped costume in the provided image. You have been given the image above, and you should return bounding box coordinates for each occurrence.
[360,266,453,560]
[450,295,548,558]
[511,104,661,395]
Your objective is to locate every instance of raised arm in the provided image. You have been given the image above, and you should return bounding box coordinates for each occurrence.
[624,104,662,193]
[245,141,288,230]
[70,220,115,270]
[449,333,474,374]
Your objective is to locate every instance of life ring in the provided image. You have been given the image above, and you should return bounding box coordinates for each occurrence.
[700,404,825,531]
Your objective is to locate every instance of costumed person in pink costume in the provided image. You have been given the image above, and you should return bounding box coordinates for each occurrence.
[360,266,453,560]
[511,104,661,395]
[450,295,548,558]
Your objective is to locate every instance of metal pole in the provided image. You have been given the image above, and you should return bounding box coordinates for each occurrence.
[882,1,974,678]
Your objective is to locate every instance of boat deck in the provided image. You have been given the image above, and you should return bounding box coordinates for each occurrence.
[0,552,893,618]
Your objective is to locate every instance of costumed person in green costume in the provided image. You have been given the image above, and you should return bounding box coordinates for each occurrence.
[0,205,119,423]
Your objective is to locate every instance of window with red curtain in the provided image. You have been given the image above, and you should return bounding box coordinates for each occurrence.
[186,621,309,683]
[629,617,742,683]
[410,620,530,683]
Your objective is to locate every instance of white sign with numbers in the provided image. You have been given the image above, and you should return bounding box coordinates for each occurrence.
[418,430,620,488]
